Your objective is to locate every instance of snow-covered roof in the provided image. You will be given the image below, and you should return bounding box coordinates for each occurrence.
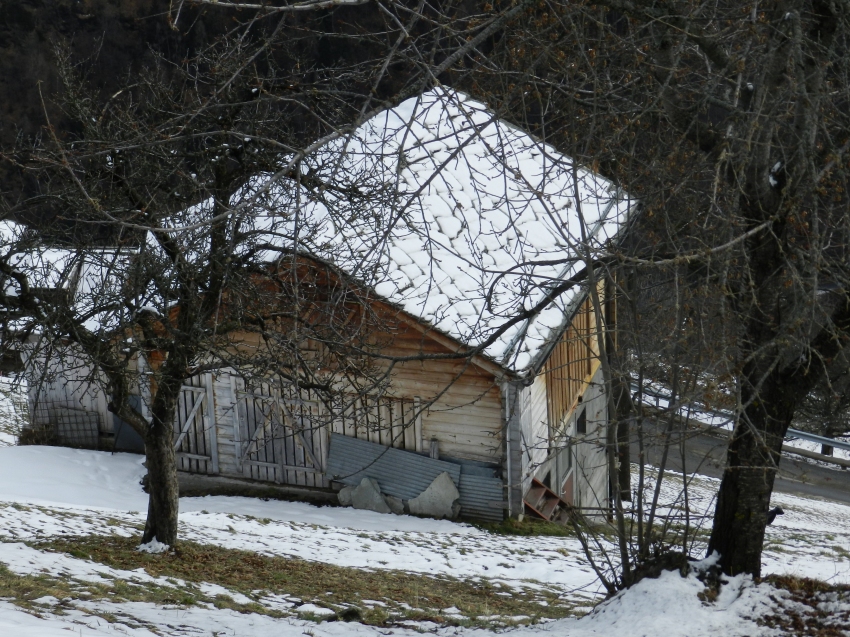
[7,89,633,372]
[242,89,634,375]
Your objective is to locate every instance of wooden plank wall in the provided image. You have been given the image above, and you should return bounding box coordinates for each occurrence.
[217,379,422,488]
[25,346,112,445]
[544,293,603,434]
[213,374,240,477]
[375,323,504,464]
[173,374,214,474]
[228,378,330,488]
[328,394,420,451]
[129,292,509,489]
[572,365,609,514]
[198,314,505,490]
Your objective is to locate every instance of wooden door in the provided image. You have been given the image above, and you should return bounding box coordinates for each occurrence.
[173,375,219,475]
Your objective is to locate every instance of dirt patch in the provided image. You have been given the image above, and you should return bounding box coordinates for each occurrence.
[759,575,850,636]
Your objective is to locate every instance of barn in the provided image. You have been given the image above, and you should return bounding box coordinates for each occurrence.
[17,89,634,522]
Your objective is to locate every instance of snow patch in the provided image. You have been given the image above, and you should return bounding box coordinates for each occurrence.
[137,538,170,554]
[296,603,337,617]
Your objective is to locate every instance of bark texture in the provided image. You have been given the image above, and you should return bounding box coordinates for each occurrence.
[139,367,186,546]
[708,373,797,576]
[141,424,179,546]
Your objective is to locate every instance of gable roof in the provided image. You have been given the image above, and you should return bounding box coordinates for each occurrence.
[6,89,634,377]
[245,88,634,375]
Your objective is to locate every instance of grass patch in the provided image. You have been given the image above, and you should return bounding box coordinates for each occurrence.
[765,574,848,595]
[0,547,288,635]
[475,517,576,537]
[31,535,579,626]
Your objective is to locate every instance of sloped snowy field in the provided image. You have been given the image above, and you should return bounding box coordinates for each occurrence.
[0,446,846,635]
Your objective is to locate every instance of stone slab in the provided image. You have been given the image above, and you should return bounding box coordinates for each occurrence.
[408,472,459,519]
[351,477,391,514]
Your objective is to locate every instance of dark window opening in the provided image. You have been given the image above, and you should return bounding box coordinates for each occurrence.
[577,409,587,435]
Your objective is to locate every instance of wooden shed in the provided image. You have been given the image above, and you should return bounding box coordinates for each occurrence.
[20,89,634,522]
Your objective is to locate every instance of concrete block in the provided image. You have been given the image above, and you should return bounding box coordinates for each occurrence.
[337,486,354,507]
[385,495,404,515]
[351,477,391,514]
[408,472,459,519]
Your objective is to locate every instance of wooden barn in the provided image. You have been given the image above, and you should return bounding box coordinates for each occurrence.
[18,89,634,522]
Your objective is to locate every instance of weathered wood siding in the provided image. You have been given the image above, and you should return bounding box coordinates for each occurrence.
[23,271,610,518]
[519,372,548,493]
[172,374,218,475]
[23,345,112,447]
[212,373,240,477]
[518,287,611,514]
[378,324,504,464]
[228,378,329,488]
[572,366,609,514]
[212,314,504,471]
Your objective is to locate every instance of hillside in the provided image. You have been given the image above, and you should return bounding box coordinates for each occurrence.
[0,445,845,635]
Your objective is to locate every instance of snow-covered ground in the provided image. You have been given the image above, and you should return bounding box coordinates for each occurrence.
[0,446,846,635]
[642,464,850,584]
[0,559,813,637]
[638,383,850,464]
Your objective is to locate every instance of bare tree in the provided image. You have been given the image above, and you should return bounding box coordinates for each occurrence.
[10,0,845,590]
[451,0,850,579]
[0,17,422,545]
[1,0,580,549]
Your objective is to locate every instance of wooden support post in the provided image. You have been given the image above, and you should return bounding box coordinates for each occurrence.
[413,396,423,452]
[504,382,524,518]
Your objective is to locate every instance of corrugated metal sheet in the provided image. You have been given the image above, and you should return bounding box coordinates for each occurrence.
[441,454,498,478]
[326,433,461,501]
[326,433,506,521]
[458,472,505,521]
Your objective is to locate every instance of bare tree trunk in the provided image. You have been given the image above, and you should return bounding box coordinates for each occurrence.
[142,422,180,546]
[613,378,632,502]
[606,275,632,502]
[707,372,795,577]
[140,371,185,547]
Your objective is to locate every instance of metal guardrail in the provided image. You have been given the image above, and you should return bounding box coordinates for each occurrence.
[629,383,850,453]
[785,428,850,453]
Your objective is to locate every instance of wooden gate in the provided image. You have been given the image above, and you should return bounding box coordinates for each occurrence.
[173,375,219,475]
[231,378,423,487]
[234,381,329,488]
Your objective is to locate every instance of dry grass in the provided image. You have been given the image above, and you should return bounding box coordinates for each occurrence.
[474,517,576,537]
[0,560,201,612]
[31,535,583,626]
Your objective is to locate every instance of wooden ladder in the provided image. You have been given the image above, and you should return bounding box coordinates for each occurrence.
[524,478,571,522]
